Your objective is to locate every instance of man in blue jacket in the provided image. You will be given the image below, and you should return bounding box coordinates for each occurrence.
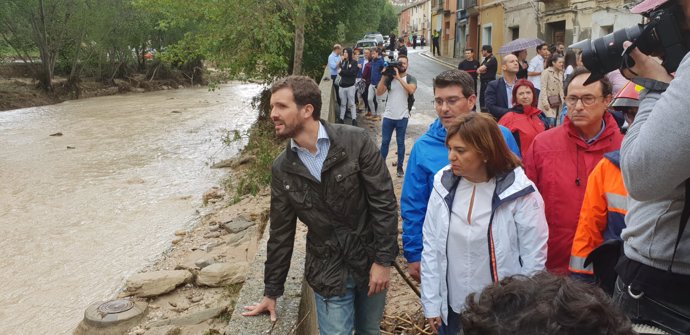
[401,69,520,283]
[368,48,386,120]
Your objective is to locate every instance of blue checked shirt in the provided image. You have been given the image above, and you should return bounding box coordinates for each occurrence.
[290,123,330,182]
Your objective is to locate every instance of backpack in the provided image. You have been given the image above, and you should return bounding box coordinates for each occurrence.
[406,74,415,112]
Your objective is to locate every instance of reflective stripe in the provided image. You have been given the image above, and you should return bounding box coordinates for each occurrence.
[606,192,628,212]
[569,255,593,274]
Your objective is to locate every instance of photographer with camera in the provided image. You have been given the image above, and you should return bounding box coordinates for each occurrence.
[571,0,690,332]
[376,55,416,178]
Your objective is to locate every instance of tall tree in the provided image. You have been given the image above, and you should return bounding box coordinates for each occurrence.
[0,0,79,91]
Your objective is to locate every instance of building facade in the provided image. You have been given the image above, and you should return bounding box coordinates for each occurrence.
[398,1,432,46]
[396,0,641,61]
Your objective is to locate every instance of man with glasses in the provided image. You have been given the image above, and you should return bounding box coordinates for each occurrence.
[569,81,640,293]
[400,70,520,289]
[524,67,624,275]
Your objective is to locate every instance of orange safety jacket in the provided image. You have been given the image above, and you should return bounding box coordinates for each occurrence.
[569,151,627,275]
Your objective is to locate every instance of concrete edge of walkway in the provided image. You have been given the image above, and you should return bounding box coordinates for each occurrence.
[418,51,458,69]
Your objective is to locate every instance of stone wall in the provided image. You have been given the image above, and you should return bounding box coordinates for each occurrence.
[223,68,335,334]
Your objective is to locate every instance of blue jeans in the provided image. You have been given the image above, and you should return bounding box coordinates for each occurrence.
[613,277,690,335]
[380,117,408,168]
[438,306,462,335]
[314,275,387,335]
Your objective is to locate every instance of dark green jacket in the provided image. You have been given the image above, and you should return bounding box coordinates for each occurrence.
[264,121,398,298]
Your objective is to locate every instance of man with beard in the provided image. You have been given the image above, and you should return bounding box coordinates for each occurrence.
[242,76,399,335]
[376,55,416,177]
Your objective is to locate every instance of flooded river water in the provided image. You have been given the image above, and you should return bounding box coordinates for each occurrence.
[0,83,263,334]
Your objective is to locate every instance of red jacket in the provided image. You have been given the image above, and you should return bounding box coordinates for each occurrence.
[499,105,547,154]
[523,112,623,274]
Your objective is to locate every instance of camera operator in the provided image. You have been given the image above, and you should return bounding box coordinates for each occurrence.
[376,55,417,178]
[611,0,690,332]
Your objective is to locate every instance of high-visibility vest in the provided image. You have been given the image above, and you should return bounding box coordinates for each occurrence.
[569,151,627,275]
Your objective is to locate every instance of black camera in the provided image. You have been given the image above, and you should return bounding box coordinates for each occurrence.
[383,60,403,77]
[570,2,688,84]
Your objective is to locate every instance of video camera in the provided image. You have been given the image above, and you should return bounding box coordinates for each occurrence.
[570,2,689,84]
[383,59,403,77]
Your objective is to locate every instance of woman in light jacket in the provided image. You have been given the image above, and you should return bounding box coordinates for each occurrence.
[421,113,548,335]
[538,54,565,127]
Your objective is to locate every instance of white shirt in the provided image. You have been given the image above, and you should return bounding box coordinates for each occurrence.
[447,177,496,313]
[383,75,411,120]
[528,55,544,90]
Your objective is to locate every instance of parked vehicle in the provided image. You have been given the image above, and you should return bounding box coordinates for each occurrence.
[363,32,384,46]
[354,39,378,54]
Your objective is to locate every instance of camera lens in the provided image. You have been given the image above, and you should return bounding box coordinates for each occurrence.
[570,25,644,84]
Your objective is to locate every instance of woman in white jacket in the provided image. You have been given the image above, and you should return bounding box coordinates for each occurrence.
[421,113,548,334]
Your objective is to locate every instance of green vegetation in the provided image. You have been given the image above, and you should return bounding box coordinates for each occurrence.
[1,0,397,91]
[225,117,286,204]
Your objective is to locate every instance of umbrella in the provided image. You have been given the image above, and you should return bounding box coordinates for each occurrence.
[498,38,545,55]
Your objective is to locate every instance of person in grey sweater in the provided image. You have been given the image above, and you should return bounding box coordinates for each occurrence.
[614,1,690,331]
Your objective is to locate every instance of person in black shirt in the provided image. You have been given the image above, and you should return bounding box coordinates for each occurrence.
[458,48,480,93]
[513,49,529,80]
[477,45,497,112]
[397,38,408,57]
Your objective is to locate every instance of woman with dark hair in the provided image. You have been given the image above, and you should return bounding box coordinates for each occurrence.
[564,49,578,79]
[461,272,635,335]
[421,113,548,335]
[337,47,359,124]
[499,79,549,154]
[538,54,565,126]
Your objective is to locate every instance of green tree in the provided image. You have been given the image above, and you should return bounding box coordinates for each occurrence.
[0,0,80,91]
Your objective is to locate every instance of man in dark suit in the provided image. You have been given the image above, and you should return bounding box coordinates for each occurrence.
[477,45,497,112]
[485,54,520,120]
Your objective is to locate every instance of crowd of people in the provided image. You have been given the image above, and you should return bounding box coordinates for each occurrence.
[243,1,690,334]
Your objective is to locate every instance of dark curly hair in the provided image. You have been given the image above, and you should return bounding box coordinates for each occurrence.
[461,272,635,335]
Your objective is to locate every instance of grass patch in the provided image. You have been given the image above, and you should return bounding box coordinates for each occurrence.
[224,88,285,204]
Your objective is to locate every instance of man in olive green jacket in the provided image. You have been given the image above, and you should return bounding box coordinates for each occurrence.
[243,75,398,335]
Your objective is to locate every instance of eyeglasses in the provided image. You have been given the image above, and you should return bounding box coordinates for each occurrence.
[433,96,467,107]
[564,95,603,106]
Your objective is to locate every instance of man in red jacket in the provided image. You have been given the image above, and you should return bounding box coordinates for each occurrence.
[523,67,624,274]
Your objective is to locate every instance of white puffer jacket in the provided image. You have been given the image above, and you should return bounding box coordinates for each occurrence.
[421,165,548,323]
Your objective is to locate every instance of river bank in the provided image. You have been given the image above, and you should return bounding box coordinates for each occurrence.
[0,62,204,112]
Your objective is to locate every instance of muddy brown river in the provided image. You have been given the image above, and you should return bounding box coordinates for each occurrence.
[0,83,262,334]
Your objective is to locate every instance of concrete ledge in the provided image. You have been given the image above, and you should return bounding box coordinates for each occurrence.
[224,222,315,335]
[319,67,338,123]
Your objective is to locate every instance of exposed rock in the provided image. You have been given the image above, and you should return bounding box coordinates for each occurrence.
[194,257,215,269]
[147,306,227,327]
[170,110,181,114]
[202,187,225,204]
[204,232,220,239]
[210,155,256,169]
[171,237,183,245]
[222,217,255,234]
[142,325,181,335]
[208,224,220,232]
[190,296,203,303]
[196,262,247,287]
[67,146,76,149]
[49,132,63,136]
[126,178,146,184]
[174,230,187,236]
[122,270,192,297]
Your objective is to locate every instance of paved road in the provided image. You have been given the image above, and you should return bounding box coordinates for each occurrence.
[406,47,457,120]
